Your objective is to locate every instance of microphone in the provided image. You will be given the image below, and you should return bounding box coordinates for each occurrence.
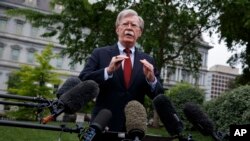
[152,94,184,137]
[124,100,147,141]
[56,77,82,98]
[81,109,112,141]
[183,102,221,141]
[42,80,99,124]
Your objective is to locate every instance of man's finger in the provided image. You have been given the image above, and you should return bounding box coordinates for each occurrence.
[140,59,153,71]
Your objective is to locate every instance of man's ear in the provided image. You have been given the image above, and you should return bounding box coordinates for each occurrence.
[116,27,119,35]
[138,30,142,37]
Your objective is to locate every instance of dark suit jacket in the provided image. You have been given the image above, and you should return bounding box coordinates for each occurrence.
[79,44,164,132]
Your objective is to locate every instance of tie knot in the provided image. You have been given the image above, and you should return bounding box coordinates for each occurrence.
[124,48,131,55]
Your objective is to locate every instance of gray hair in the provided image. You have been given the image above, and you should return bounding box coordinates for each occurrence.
[115,9,144,30]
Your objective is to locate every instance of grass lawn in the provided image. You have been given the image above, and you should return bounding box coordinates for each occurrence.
[0,121,213,141]
[0,121,77,141]
[147,127,214,141]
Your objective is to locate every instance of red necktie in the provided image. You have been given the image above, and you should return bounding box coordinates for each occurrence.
[124,48,132,89]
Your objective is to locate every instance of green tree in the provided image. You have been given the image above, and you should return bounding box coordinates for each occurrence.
[7,0,212,74]
[203,0,250,85]
[6,44,61,120]
[6,0,213,126]
[204,85,250,132]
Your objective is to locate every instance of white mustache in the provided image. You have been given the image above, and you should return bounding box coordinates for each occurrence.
[125,30,134,36]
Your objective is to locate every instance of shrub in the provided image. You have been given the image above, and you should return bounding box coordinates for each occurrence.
[204,85,250,132]
[166,82,205,129]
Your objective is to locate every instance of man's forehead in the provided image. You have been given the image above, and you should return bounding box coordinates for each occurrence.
[120,15,140,22]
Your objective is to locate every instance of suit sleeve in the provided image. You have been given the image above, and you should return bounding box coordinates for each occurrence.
[78,48,106,84]
[146,57,164,99]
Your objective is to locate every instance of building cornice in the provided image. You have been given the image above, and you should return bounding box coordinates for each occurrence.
[0,1,50,14]
[194,38,213,50]
[208,71,239,77]
[0,32,65,49]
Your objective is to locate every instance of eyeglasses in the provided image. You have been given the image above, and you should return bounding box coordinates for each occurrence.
[119,22,140,29]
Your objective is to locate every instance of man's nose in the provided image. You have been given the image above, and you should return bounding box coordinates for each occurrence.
[127,23,133,28]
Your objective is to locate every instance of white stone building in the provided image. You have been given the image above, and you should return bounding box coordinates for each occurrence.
[161,39,212,94]
[0,0,84,113]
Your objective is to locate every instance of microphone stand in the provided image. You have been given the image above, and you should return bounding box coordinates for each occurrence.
[0,93,54,123]
[0,120,82,133]
[0,93,50,103]
[0,93,52,111]
[0,100,45,108]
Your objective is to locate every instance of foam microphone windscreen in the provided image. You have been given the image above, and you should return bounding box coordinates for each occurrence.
[56,77,81,98]
[91,109,112,132]
[59,80,99,113]
[152,94,184,136]
[183,102,214,136]
[124,100,147,140]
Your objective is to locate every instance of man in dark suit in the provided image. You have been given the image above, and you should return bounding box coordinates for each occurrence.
[79,9,164,132]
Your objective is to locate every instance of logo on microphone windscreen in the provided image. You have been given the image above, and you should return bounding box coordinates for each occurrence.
[230,124,250,141]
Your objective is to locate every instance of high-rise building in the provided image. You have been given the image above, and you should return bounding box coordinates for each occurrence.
[205,65,239,100]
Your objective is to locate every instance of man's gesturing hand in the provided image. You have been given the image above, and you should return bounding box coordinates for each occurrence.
[106,55,128,75]
[140,59,155,82]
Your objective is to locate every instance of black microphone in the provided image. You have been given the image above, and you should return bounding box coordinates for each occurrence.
[124,100,147,141]
[42,80,99,124]
[183,102,221,141]
[152,94,184,137]
[56,77,82,98]
[81,109,112,141]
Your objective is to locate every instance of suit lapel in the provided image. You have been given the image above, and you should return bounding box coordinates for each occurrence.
[109,44,120,59]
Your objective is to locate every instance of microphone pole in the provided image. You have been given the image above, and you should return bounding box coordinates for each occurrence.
[0,93,54,123]
[0,119,85,141]
[0,120,82,133]
[0,100,43,108]
[0,100,51,121]
[0,93,50,103]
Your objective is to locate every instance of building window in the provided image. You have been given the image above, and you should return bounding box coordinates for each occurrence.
[201,52,207,67]
[167,67,176,81]
[10,45,21,61]
[0,42,5,59]
[181,70,190,82]
[56,56,64,68]
[11,49,20,61]
[198,73,205,85]
[0,46,4,59]
[27,48,36,63]
[15,20,25,35]
[0,71,3,90]
[0,17,8,31]
[31,26,39,38]
[70,64,76,70]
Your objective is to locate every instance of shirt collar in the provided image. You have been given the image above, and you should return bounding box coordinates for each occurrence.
[117,42,135,54]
